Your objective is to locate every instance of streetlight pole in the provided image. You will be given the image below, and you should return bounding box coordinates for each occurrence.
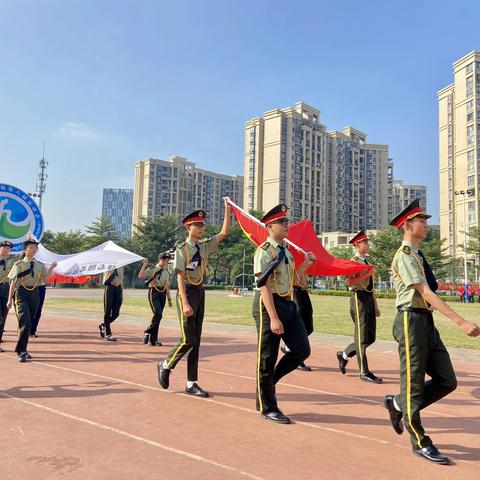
[455,190,469,302]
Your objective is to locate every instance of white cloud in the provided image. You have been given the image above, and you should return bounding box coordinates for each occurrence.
[56,122,100,139]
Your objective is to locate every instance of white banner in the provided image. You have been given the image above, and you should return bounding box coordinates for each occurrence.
[35,240,144,276]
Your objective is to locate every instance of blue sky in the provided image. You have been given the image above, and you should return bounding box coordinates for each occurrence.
[1,0,478,231]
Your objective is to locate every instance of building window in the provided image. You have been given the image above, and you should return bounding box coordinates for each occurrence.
[467,75,474,97]
[468,112,474,123]
[466,62,474,74]
[467,100,474,112]
[468,175,475,187]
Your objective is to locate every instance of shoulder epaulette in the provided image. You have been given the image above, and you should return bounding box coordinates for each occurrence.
[199,236,215,244]
[261,242,271,250]
[176,241,186,249]
[402,245,411,254]
[14,259,23,266]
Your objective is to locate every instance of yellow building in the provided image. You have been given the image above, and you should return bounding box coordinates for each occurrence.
[244,101,391,233]
[133,155,243,230]
[438,51,480,258]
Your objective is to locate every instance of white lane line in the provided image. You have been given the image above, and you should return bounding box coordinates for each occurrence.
[1,353,392,446]
[87,349,468,419]
[0,391,266,480]
[1,354,477,467]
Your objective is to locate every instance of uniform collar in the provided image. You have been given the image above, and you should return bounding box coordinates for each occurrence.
[186,238,200,247]
[402,240,419,253]
[268,237,286,249]
[354,254,368,261]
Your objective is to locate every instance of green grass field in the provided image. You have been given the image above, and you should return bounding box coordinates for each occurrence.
[44,294,480,350]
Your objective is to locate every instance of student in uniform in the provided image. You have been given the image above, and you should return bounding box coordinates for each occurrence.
[384,199,480,465]
[336,230,383,383]
[138,252,172,346]
[157,199,231,397]
[281,271,314,371]
[6,240,56,362]
[0,241,15,351]
[99,266,125,342]
[253,204,316,424]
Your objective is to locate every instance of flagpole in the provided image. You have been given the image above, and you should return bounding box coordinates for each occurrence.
[224,197,306,254]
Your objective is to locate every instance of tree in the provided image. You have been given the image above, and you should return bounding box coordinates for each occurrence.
[84,217,119,249]
[129,215,181,262]
[328,245,352,260]
[368,226,402,280]
[39,229,55,249]
[46,230,87,254]
[206,223,256,285]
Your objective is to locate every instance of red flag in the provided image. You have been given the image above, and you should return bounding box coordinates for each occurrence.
[287,220,373,278]
[228,199,372,278]
[229,202,268,246]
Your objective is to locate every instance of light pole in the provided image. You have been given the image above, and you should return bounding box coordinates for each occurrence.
[454,190,470,302]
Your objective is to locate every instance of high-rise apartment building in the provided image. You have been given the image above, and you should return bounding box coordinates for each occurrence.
[133,155,243,229]
[390,180,427,219]
[244,101,390,233]
[439,50,480,257]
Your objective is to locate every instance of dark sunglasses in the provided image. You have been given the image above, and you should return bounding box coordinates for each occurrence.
[270,219,289,226]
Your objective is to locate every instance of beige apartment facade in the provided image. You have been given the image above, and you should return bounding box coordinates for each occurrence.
[390,180,427,219]
[244,101,391,233]
[439,51,480,258]
[133,155,243,230]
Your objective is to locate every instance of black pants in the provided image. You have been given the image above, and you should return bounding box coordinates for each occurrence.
[145,288,166,343]
[165,286,205,381]
[393,309,457,449]
[30,284,46,335]
[293,287,314,336]
[344,291,376,374]
[0,282,9,341]
[103,285,123,336]
[13,287,39,354]
[252,291,310,414]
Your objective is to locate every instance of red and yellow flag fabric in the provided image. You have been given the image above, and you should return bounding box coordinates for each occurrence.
[228,200,373,278]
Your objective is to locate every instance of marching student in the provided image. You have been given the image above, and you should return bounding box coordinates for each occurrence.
[157,199,231,398]
[6,240,56,362]
[384,199,480,465]
[336,230,382,383]
[99,267,125,342]
[138,253,172,346]
[253,204,315,424]
[0,241,15,351]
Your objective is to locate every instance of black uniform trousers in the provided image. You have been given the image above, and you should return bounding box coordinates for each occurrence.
[13,286,40,354]
[145,288,167,343]
[30,284,46,335]
[393,308,457,449]
[252,291,310,414]
[293,287,314,336]
[165,285,205,381]
[103,285,123,336]
[344,290,376,374]
[0,282,9,341]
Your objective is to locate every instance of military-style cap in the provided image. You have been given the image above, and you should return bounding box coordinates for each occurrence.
[389,199,431,229]
[182,209,206,226]
[158,251,171,260]
[261,204,289,226]
[349,229,368,245]
[23,239,39,248]
[0,240,13,248]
